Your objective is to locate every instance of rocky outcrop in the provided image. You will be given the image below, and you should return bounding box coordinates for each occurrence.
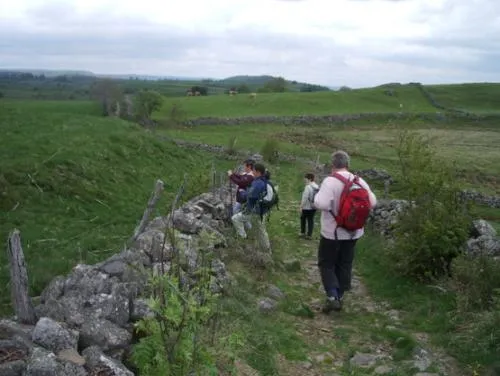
[0,187,233,375]
[466,219,500,257]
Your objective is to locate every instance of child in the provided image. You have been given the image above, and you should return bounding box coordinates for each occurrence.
[299,173,319,239]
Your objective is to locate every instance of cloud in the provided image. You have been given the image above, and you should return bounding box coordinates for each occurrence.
[0,0,498,87]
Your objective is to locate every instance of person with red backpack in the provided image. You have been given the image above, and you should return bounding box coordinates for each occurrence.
[313,150,377,313]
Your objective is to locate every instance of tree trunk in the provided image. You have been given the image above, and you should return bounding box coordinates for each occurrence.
[7,229,36,325]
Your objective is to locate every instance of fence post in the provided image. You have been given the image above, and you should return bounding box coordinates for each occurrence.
[131,179,164,242]
[7,229,36,324]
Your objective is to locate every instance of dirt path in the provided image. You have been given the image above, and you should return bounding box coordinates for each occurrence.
[273,240,465,376]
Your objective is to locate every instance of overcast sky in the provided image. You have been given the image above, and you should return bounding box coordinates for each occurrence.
[1,0,499,88]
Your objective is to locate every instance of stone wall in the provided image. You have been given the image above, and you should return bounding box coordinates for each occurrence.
[368,199,500,257]
[0,187,233,376]
[181,112,474,127]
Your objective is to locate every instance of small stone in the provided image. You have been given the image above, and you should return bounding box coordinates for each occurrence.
[32,317,78,353]
[57,348,86,366]
[100,260,128,277]
[267,285,285,300]
[258,298,277,313]
[349,352,378,367]
[374,365,393,374]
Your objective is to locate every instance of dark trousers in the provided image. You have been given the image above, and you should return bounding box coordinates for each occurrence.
[300,209,316,236]
[317,236,357,299]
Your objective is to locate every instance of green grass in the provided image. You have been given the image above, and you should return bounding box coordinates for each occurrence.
[159,116,500,373]
[3,82,500,374]
[0,100,234,314]
[158,121,500,195]
[425,83,500,114]
[155,85,437,119]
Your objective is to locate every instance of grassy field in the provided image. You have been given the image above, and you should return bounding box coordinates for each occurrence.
[0,100,234,313]
[155,85,437,118]
[426,83,500,114]
[2,82,500,374]
[152,85,500,373]
[159,121,500,195]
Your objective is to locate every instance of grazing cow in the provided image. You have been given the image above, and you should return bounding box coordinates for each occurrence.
[229,90,238,96]
[186,90,193,96]
[195,91,201,96]
[249,93,257,99]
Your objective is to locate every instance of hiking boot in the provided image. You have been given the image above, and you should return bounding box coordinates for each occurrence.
[322,297,342,314]
[298,233,306,238]
[305,235,312,240]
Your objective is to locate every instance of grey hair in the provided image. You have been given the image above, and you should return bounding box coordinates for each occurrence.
[331,150,350,169]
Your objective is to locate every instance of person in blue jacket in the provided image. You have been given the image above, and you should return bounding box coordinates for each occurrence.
[231,163,271,251]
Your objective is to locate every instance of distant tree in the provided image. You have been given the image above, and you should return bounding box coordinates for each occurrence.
[339,86,352,92]
[300,84,330,92]
[90,78,124,116]
[134,90,163,123]
[262,77,286,93]
[190,86,208,95]
[0,91,4,98]
[237,84,251,93]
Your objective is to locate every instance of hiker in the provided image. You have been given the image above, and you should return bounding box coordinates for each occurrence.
[313,150,377,313]
[299,173,319,239]
[228,158,255,215]
[231,163,271,251]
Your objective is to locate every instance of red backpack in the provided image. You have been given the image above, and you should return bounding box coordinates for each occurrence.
[331,172,371,234]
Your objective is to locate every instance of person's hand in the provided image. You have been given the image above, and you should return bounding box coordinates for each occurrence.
[227,170,232,176]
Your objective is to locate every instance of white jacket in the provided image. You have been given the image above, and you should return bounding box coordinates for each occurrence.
[301,182,320,210]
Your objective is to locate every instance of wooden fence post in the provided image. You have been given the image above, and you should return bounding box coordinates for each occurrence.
[131,179,164,242]
[7,229,36,324]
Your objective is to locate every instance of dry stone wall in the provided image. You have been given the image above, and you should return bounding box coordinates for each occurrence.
[0,187,233,376]
[368,199,500,258]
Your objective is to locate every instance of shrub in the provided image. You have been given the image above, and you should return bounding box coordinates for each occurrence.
[169,103,187,125]
[386,130,471,280]
[451,254,500,312]
[133,90,163,121]
[260,139,280,164]
[448,291,500,372]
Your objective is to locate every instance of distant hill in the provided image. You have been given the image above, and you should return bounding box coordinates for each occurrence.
[0,69,95,77]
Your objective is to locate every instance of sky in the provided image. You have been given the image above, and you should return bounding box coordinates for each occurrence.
[0,0,499,88]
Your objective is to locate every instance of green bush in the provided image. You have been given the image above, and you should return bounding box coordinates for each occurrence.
[134,89,163,121]
[451,254,500,312]
[448,291,500,372]
[386,130,470,280]
[260,139,280,164]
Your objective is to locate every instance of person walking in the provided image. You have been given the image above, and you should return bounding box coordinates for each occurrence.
[299,173,319,239]
[313,151,377,313]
